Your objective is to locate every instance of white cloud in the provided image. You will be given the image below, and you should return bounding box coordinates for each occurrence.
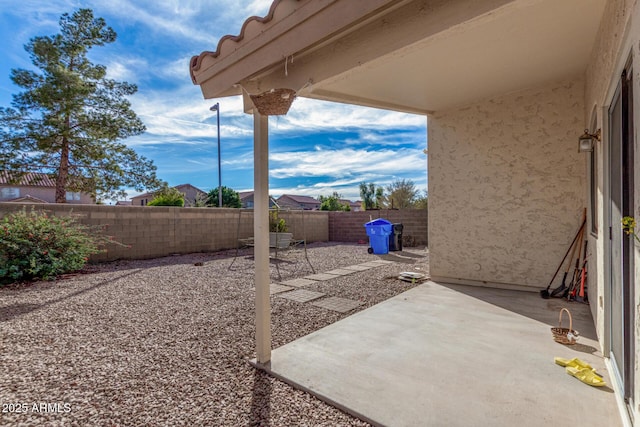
[269,147,427,179]
[104,57,149,82]
[78,0,275,48]
[276,98,426,132]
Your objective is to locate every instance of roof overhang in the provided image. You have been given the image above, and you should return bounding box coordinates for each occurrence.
[191,0,606,114]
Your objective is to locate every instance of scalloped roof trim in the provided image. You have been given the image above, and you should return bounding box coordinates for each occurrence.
[190,0,291,84]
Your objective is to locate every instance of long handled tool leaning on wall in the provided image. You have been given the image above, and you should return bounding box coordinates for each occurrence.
[540,209,586,299]
[568,238,589,302]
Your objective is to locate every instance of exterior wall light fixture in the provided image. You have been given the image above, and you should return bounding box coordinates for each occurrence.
[578,128,601,153]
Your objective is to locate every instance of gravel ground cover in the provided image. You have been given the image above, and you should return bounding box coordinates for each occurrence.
[0,242,428,426]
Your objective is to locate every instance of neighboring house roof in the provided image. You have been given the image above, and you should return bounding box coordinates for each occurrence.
[115,200,132,206]
[7,195,49,203]
[239,191,254,200]
[0,172,56,187]
[279,194,319,204]
[276,194,320,210]
[340,199,361,209]
[131,184,206,200]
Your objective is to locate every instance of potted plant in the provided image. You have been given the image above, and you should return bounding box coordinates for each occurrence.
[269,210,293,248]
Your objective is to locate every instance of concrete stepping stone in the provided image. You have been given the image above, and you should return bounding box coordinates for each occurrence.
[325,268,357,276]
[280,278,317,288]
[341,265,372,272]
[270,284,295,294]
[304,273,341,281]
[311,296,363,313]
[277,289,325,303]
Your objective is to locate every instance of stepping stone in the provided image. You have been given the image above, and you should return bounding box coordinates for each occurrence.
[277,289,325,303]
[304,273,340,281]
[270,283,295,294]
[280,278,317,288]
[358,261,386,268]
[325,268,356,276]
[311,296,364,313]
[341,264,372,272]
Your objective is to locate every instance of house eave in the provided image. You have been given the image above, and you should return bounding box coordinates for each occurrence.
[191,0,606,114]
[190,0,410,100]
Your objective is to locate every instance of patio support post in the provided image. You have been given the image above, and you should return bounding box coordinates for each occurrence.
[253,111,271,364]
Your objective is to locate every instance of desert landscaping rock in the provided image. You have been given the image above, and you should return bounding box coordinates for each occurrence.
[0,242,428,426]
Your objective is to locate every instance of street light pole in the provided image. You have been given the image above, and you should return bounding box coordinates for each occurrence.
[210,103,222,207]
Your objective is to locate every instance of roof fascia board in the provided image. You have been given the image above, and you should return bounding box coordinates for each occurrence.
[309,88,434,115]
[229,0,517,111]
[194,0,407,98]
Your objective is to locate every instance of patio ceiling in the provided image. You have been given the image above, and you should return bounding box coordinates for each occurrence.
[191,0,607,114]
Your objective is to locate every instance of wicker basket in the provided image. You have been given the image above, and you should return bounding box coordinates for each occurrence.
[551,308,579,345]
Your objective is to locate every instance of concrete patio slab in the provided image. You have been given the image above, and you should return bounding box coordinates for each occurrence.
[304,273,341,281]
[279,278,317,288]
[276,289,325,303]
[257,281,621,427]
[311,296,363,313]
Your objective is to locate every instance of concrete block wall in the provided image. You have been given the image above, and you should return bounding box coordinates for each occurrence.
[0,204,328,262]
[277,210,329,243]
[0,203,425,261]
[328,210,428,246]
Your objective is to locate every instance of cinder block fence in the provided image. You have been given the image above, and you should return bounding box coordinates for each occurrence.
[328,209,428,246]
[0,203,426,262]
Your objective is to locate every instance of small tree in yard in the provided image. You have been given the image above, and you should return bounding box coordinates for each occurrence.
[414,190,428,210]
[360,182,385,210]
[0,9,161,203]
[0,208,121,284]
[147,186,185,207]
[386,179,419,209]
[319,192,350,211]
[206,186,241,208]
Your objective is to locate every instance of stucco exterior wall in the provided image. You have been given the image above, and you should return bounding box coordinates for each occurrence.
[584,0,639,420]
[428,75,585,291]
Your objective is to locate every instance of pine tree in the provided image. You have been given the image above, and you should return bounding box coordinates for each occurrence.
[0,9,161,202]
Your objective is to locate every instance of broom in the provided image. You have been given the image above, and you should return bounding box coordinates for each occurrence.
[540,211,586,299]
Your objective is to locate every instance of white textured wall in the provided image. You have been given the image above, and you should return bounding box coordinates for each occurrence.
[585,0,639,419]
[428,76,585,290]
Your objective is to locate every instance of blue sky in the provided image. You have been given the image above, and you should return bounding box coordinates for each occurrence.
[0,0,427,202]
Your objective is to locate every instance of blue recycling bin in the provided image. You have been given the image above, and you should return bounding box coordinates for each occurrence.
[364,218,393,254]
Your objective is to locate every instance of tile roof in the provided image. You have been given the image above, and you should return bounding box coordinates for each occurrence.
[7,195,49,203]
[279,194,319,204]
[190,0,285,83]
[0,172,56,187]
[130,184,205,200]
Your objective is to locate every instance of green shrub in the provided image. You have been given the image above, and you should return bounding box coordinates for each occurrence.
[147,186,185,207]
[147,195,185,206]
[268,210,288,232]
[0,209,109,284]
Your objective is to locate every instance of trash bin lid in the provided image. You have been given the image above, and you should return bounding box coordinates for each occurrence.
[364,218,393,234]
[364,218,392,227]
